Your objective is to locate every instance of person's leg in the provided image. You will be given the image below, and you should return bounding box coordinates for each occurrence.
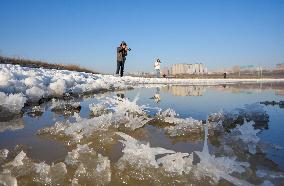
[120,61,125,77]
[116,61,121,75]
[156,69,160,78]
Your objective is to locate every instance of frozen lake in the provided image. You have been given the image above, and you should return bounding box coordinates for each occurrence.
[1,83,284,185]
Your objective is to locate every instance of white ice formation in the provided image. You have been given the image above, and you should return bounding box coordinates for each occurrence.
[1,63,283,113]
[39,95,151,142]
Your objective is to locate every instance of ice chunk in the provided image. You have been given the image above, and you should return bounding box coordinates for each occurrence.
[0,92,26,113]
[0,149,9,166]
[89,102,107,116]
[157,108,178,119]
[194,123,251,185]
[0,71,12,87]
[230,121,260,154]
[24,77,42,87]
[157,109,223,139]
[121,113,151,130]
[0,174,17,186]
[49,79,66,96]
[0,149,9,160]
[105,95,147,115]
[37,121,67,136]
[26,86,45,101]
[50,99,81,116]
[156,108,204,136]
[165,117,203,136]
[39,113,113,142]
[157,152,192,175]
[39,95,152,142]
[3,151,26,167]
[65,144,111,185]
[33,162,67,185]
[1,150,35,179]
[65,144,93,166]
[116,132,175,168]
[33,162,51,184]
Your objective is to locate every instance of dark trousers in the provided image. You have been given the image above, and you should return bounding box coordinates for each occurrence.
[116,60,125,77]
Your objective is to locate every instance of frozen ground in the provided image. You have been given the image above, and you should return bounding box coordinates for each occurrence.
[1,63,284,114]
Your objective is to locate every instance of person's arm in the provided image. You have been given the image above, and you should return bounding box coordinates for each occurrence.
[117,47,124,53]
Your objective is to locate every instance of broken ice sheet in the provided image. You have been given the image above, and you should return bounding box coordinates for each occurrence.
[38,113,114,142]
[89,102,108,116]
[156,108,205,137]
[116,132,175,168]
[229,121,261,154]
[156,152,193,175]
[33,162,67,185]
[0,92,26,114]
[38,94,154,144]
[0,174,17,186]
[1,150,35,180]
[194,123,252,186]
[208,103,269,130]
[115,132,185,185]
[65,144,111,185]
[165,118,203,137]
[104,95,148,116]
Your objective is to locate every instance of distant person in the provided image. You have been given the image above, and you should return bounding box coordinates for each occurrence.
[154,59,161,78]
[163,74,166,78]
[116,41,130,77]
[223,72,227,79]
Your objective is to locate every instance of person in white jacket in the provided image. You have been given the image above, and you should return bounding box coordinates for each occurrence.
[154,59,161,78]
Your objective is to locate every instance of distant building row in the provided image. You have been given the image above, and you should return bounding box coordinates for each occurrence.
[162,63,207,75]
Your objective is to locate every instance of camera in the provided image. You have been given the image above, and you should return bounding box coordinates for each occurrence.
[126,45,131,51]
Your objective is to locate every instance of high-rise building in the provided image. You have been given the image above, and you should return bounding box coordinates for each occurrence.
[171,63,207,75]
[276,63,284,70]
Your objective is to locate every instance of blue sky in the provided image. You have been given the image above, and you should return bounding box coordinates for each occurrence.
[0,0,283,73]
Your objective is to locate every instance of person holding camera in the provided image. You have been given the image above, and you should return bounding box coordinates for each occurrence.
[154,58,161,78]
[116,41,130,77]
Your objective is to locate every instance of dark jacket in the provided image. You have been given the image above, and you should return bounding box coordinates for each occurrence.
[117,47,127,62]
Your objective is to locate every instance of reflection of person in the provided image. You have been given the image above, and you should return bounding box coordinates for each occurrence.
[150,88,161,103]
[116,90,125,99]
[154,92,161,103]
[116,41,129,77]
[154,59,161,78]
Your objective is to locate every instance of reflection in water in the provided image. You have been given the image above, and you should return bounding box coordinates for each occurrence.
[160,83,284,96]
[161,85,205,96]
[116,90,126,99]
[276,89,284,96]
[0,117,24,132]
[150,88,161,105]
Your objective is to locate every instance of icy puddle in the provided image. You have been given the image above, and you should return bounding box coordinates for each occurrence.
[1,83,284,185]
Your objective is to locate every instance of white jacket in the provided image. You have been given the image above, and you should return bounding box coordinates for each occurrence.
[154,61,161,70]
